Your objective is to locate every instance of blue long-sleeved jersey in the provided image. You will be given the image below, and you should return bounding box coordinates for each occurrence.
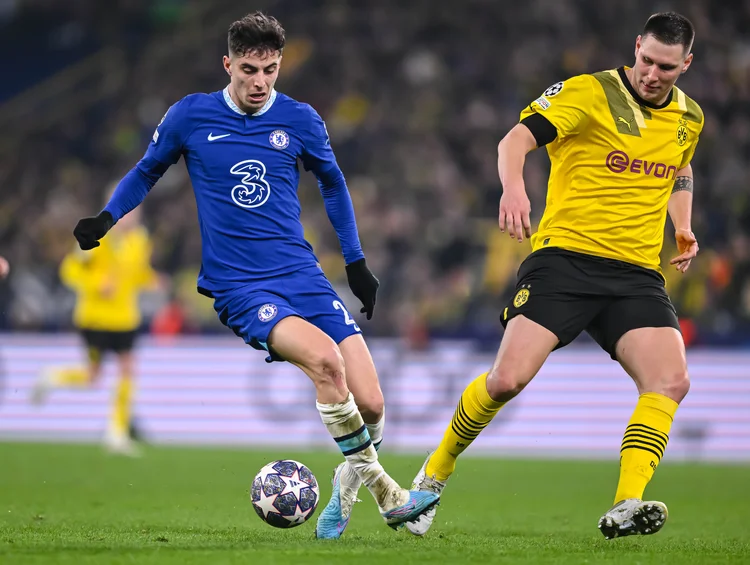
[104,88,364,292]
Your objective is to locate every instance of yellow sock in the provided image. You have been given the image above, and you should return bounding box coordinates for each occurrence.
[614,392,678,504]
[110,378,134,437]
[426,372,505,481]
[51,367,90,387]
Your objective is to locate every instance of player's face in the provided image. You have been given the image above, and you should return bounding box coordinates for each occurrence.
[632,34,693,103]
[223,49,282,113]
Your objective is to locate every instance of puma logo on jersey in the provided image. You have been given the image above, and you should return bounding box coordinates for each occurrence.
[617,116,633,131]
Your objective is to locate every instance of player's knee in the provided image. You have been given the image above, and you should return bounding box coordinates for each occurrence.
[309,344,346,386]
[355,391,384,423]
[662,369,690,403]
[486,364,529,402]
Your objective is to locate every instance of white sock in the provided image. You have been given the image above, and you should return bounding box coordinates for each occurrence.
[341,409,385,492]
[317,394,403,510]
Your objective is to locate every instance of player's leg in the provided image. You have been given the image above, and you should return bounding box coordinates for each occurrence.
[338,333,385,451]
[105,333,140,456]
[589,295,686,539]
[406,315,560,536]
[427,315,559,479]
[315,333,386,538]
[408,250,607,536]
[421,251,604,482]
[281,271,395,536]
[32,331,103,404]
[267,316,438,528]
[339,334,384,430]
[286,273,394,537]
[208,284,438,530]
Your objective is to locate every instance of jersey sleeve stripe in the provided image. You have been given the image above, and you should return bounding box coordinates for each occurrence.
[683,96,703,123]
[593,71,642,137]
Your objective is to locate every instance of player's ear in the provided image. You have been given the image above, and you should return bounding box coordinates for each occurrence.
[682,52,693,74]
[634,34,642,58]
[222,55,232,76]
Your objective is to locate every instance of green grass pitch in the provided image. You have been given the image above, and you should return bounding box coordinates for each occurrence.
[0,443,748,564]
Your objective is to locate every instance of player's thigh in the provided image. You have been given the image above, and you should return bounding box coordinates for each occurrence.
[617,327,689,402]
[280,270,370,394]
[487,315,560,399]
[267,315,346,385]
[590,296,689,400]
[337,333,383,422]
[286,269,363,354]
[586,293,680,359]
[113,333,138,379]
[501,250,606,352]
[79,330,104,374]
[209,286,299,361]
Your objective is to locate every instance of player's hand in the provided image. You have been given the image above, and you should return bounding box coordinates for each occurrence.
[499,186,532,242]
[670,228,699,273]
[0,256,9,279]
[74,211,114,250]
[345,258,379,320]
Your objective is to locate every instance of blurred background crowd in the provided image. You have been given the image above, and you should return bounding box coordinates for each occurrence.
[1,0,749,347]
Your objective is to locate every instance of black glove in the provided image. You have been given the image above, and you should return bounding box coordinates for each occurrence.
[345,258,379,320]
[73,211,114,250]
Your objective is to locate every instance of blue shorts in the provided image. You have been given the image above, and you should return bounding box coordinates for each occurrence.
[204,266,362,362]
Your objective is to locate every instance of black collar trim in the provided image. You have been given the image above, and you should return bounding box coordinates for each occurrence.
[617,66,673,110]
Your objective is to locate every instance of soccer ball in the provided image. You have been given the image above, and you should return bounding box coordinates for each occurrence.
[250,459,320,528]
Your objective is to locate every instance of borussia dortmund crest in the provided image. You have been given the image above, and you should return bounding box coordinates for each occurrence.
[677,120,688,146]
[514,288,530,308]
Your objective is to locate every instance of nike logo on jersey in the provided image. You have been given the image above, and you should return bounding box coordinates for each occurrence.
[208,132,231,141]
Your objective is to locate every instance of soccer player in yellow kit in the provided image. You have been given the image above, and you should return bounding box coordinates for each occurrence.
[407,12,703,539]
[33,208,159,456]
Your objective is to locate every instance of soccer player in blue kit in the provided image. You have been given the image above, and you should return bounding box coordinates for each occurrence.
[72,12,438,538]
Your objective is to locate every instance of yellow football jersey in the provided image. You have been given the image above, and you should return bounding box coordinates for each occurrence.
[60,226,157,332]
[519,67,704,272]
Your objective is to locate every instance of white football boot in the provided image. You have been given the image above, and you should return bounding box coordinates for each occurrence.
[30,368,55,405]
[104,428,142,457]
[405,453,447,536]
[598,498,668,539]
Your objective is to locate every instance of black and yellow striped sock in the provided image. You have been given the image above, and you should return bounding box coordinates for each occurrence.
[425,373,505,481]
[614,392,678,504]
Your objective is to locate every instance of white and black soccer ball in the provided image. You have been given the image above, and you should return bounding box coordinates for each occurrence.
[250,460,320,528]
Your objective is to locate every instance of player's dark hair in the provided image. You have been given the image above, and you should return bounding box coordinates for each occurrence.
[228,12,285,57]
[643,12,695,53]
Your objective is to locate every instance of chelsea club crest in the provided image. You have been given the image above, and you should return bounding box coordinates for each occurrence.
[258,304,278,322]
[269,130,290,150]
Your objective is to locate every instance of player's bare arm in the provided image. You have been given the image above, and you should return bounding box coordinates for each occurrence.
[497,123,537,242]
[668,164,697,273]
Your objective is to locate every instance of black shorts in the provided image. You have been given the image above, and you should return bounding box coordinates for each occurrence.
[80,330,138,355]
[500,248,680,360]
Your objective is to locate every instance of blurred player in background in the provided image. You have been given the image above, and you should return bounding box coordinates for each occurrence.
[32,206,159,457]
[0,256,9,279]
[408,12,702,540]
[70,12,438,536]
